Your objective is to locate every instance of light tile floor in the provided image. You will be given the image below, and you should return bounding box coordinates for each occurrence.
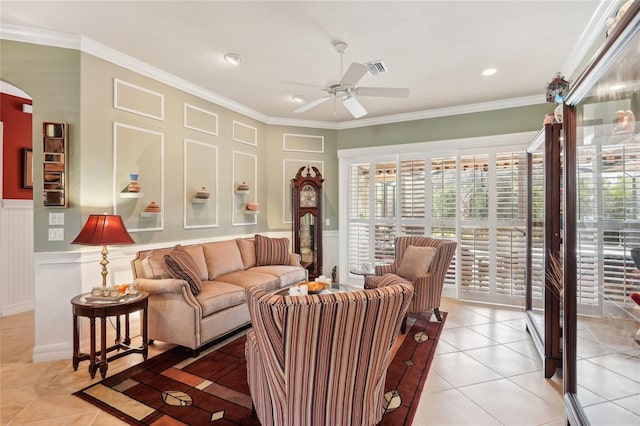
[1,298,568,425]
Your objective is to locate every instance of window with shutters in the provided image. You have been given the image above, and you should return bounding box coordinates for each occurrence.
[343,141,531,306]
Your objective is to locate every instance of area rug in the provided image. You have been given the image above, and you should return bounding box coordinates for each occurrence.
[74,310,446,425]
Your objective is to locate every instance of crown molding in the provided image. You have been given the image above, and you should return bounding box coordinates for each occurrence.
[0,23,79,50]
[562,0,620,79]
[79,36,269,123]
[0,23,570,130]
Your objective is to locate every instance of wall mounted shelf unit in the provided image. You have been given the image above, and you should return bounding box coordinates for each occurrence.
[42,122,68,207]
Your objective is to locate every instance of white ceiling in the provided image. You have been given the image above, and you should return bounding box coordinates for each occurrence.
[0,1,610,125]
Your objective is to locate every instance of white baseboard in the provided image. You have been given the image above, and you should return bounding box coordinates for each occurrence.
[32,342,71,363]
[1,300,35,317]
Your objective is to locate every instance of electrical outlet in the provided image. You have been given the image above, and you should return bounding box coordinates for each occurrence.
[48,228,64,241]
[325,218,331,226]
[49,212,64,225]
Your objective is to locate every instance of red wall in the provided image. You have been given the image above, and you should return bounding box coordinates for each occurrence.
[1,93,33,200]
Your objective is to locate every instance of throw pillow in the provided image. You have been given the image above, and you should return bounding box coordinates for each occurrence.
[396,245,437,281]
[236,238,257,269]
[164,248,202,295]
[175,244,208,281]
[255,234,290,266]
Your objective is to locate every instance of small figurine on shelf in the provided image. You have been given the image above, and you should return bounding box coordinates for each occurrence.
[128,174,140,193]
[237,182,249,192]
[247,202,259,211]
[145,201,161,213]
[196,187,210,199]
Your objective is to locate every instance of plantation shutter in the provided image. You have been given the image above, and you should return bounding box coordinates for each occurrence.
[348,163,371,274]
[495,152,527,297]
[431,157,457,286]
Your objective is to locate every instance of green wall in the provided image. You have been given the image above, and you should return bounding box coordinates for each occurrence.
[1,40,81,252]
[337,103,552,150]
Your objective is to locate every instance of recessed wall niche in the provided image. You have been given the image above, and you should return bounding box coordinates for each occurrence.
[232,151,257,226]
[283,159,324,223]
[113,122,164,232]
[184,139,218,229]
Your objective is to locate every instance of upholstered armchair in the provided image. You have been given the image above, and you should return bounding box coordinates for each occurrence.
[245,283,413,426]
[364,236,457,324]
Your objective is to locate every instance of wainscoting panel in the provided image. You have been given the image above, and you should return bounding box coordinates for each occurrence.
[0,200,34,316]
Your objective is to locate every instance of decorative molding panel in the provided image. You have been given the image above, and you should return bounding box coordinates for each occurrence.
[113,122,164,232]
[283,133,324,153]
[184,139,218,229]
[232,120,257,146]
[184,103,219,136]
[232,151,257,226]
[282,159,324,224]
[113,78,164,121]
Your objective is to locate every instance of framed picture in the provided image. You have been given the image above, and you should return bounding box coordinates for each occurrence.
[22,148,33,189]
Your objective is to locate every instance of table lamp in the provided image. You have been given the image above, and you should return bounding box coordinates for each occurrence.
[72,214,134,288]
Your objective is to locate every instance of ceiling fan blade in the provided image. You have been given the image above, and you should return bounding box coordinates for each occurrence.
[341,63,369,87]
[355,87,410,97]
[294,96,331,113]
[342,96,367,118]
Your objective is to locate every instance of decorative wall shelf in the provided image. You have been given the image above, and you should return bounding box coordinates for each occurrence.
[235,189,249,195]
[42,122,68,207]
[140,211,161,218]
[120,192,144,199]
[191,198,207,204]
[244,210,259,215]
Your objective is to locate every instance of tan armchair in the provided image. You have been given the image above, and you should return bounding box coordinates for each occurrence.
[245,283,413,426]
[364,236,457,324]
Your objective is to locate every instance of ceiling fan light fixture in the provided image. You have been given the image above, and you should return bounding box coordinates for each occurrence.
[291,95,305,103]
[224,53,242,65]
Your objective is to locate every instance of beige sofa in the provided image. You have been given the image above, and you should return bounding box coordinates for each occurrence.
[131,235,307,355]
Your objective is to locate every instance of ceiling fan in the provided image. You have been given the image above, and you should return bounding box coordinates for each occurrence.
[294,42,410,119]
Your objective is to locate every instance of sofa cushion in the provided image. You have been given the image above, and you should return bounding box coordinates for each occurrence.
[144,249,172,279]
[203,240,244,279]
[195,281,246,317]
[179,244,208,281]
[255,235,290,266]
[164,248,203,295]
[216,270,280,292]
[397,245,437,281]
[250,265,307,287]
[236,238,256,269]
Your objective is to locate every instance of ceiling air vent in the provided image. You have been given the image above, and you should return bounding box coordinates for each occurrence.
[365,60,388,75]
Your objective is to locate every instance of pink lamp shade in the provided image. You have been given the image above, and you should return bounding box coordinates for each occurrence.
[72,214,134,246]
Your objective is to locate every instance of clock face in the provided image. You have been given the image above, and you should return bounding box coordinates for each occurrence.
[300,184,317,207]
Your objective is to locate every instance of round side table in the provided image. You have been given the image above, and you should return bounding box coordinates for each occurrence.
[71,291,148,379]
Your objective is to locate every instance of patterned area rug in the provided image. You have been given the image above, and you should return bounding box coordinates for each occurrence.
[74,310,445,425]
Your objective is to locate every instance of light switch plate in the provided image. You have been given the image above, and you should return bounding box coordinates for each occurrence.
[48,228,64,241]
[49,212,64,225]
[325,218,330,226]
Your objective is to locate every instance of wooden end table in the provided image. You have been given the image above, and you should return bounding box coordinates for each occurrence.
[71,291,149,379]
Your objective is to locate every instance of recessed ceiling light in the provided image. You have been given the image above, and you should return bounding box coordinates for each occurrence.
[482,68,497,76]
[224,53,242,65]
[291,95,305,103]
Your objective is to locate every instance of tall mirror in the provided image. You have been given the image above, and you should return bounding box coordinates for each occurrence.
[564,4,640,424]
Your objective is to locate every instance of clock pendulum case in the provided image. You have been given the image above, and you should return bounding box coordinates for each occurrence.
[291,165,324,280]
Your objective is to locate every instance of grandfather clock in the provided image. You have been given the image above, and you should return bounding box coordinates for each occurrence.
[292,165,324,280]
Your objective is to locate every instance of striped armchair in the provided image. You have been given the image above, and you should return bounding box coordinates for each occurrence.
[245,283,413,426]
[364,236,456,324]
